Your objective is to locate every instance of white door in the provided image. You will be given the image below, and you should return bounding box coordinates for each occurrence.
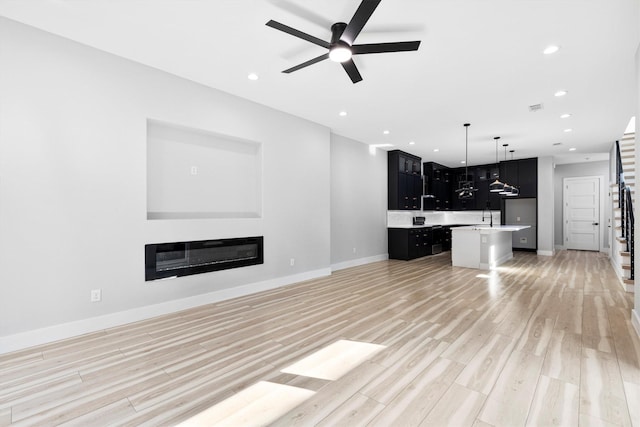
[563,177,600,251]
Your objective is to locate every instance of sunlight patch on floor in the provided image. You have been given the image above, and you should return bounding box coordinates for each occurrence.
[177,381,314,427]
[280,339,386,380]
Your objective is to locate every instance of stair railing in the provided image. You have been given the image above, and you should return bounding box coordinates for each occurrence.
[616,140,624,208]
[616,140,634,280]
[624,186,634,280]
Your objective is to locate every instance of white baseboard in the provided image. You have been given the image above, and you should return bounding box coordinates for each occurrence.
[0,268,331,355]
[632,309,640,339]
[331,254,388,272]
[537,250,555,256]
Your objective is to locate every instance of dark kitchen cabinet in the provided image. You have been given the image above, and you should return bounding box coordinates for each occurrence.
[474,164,501,210]
[388,150,422,210]
[499,157,537,198]
[423,162,452,210]
[388,227,433,260]
[451,167,475,210]
[499,160,518,192]
[449,164,503,210]
[517,158,538,197]
[419,158,536,210]
[442,226,452,251]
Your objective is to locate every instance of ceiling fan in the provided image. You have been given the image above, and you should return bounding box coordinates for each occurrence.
[266,0,421,83]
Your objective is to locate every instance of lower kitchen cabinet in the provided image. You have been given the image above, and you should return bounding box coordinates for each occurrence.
[388,227,444,260]
[443,226,452,251]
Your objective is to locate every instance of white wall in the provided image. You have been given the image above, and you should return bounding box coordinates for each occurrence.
[553,161,610,251]
[537,157,555,256]
[330,134,388,270]
[0,18,337,347]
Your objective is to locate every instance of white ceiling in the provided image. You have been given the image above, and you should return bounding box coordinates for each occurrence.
[1,0,638,166]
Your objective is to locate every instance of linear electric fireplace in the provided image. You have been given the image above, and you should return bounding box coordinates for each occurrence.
[145,236,263,281]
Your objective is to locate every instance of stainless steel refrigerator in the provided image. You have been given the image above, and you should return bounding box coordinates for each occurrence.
[504,198,537,250]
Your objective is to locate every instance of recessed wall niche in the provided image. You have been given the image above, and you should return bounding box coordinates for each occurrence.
[147,119,262,220]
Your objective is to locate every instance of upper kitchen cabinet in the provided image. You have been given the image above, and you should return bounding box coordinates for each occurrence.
[499,157,537,198]
[474,164,501,210]
[423,162,452,210]
[388,150,422,210]
[516,158,538,197]
[450,167,475,210]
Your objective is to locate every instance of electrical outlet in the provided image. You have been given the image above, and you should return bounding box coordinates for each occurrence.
[190,166,198,175]
[90,289,102,302]
[516,216,521,222]
[352,247,357,254]
[290,258,295,266]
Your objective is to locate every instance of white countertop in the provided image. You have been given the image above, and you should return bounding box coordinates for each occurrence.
[388,222,508,229]
[388,223,447,229]
[453,225,531,232]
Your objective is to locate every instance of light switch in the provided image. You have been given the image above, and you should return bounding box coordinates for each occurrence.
[516,216,521,222]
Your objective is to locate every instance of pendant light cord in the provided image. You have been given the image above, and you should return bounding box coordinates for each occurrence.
[464,123,470,180]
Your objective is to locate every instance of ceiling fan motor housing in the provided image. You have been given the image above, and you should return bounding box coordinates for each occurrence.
[331,22,348,44]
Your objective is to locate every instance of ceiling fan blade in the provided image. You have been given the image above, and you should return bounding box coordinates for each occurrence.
[352,41,421,54]
[341,59,363,83]
[282,53,330,73]
[341,0,382,45]
[266,20,330,49]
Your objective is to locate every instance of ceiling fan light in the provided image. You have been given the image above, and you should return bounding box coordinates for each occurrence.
[329,44,352,62]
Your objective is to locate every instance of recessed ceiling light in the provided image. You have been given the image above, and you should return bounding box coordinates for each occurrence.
[409,141,415,145]
[569,147,576,151]
[433,148,439,152]
[461,160,466,164]
[247,73,259,81]
[554,90,568,97]
[564,128,573,132]
[560,113,571,119]
[383,130,390,135]
[339,111,347,117]
[543,45,560,55]
[370,143,394,148]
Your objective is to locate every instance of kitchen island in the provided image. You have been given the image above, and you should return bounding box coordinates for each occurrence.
[451,225,531,270]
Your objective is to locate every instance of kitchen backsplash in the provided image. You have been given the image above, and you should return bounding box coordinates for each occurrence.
[387,210,501,227]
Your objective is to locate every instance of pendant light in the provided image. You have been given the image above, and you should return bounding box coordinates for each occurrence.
[499,143,511,195]
[455,123,478,199]
[489,136,505,192]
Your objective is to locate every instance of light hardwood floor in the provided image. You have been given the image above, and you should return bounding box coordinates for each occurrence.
[1,250,639,426]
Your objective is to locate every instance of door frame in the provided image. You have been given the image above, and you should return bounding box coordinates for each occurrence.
[562,175,605,252]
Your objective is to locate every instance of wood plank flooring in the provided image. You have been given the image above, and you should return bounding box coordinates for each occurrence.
[1,250,639,426]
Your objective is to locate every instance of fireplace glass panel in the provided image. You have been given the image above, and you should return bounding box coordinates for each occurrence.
[146,237,263,281]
